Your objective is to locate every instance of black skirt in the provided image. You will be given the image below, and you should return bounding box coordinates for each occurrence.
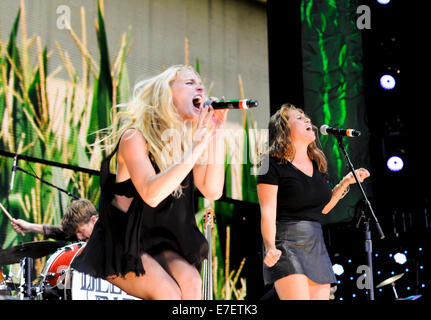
[263,220,336,285]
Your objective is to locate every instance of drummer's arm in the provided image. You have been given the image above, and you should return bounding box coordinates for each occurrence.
[11,218,74,241]
[11,218,44,235]
[42,225,74,241]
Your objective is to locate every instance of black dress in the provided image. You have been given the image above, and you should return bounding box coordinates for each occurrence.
[71,141,208,278]
[257,155,337,285]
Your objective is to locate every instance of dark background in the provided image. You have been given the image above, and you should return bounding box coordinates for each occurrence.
[227,0,430,301]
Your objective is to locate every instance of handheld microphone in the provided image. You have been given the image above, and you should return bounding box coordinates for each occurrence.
[203,99,259,110]
[10,155,18,190]
[320,125,361,137]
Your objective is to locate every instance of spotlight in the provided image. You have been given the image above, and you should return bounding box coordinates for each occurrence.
[387,156,404,172]
[380,74,396,90]
[333,264,344,276]
[377,0,391,4]
[394,252,407,264]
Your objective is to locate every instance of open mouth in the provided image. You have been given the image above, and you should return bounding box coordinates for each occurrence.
[192,97,202,110]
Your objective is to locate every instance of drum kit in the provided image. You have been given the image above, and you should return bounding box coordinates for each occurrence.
[0,241,140,300]
[1,156,140,300]
[376,273,422,300]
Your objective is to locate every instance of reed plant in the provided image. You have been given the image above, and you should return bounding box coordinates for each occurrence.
[0,0,131,275]
[0,0,262,299]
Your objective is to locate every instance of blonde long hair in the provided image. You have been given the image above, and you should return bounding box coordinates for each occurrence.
[268,103,328,173]
[99,64,199,196]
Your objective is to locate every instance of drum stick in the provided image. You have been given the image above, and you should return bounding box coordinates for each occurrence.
[0,202,14,221]
[0,203,24,236]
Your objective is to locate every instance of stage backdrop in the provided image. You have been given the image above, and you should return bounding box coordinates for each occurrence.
[301,0,372,224]
[0,0,268,294]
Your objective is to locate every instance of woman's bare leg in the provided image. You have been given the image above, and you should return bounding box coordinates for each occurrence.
[274,273,330,300]
[156,250,202,300]
[308,278,330,300]
[107,252,181,300]
[274,274,310,300]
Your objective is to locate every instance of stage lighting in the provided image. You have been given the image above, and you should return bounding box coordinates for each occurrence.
[394,252,407,264]
[387,156,404,172]
[377,0,391,4]
[380,74,396,90]
[332,264,344,276]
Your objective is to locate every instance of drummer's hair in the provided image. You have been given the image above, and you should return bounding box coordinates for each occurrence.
[61,199,98,237]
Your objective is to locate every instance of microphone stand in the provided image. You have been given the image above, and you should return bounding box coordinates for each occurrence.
[13,166,80,200]
[335,135,385,301]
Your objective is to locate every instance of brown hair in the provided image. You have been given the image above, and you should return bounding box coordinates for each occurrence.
[61,199,98,237]
[267,103,328,173]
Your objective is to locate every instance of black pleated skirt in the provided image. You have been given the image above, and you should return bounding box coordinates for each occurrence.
[263,220,336,285]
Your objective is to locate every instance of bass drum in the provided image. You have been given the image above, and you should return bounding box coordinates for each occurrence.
[64,243,140,300]
[37,242,85,299]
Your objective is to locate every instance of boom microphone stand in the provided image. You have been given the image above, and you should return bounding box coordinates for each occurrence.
[13,165,80,200]
[5,153,80,299]
[335,135,385,301]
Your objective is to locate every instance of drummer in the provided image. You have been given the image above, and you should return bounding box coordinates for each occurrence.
[10,199,98,242]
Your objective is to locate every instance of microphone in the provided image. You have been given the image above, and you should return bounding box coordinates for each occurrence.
[203,99,258,110]
[10,154,18,190]
[320,125,361,137]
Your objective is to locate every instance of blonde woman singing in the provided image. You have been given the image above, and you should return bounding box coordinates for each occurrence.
[72,65,228,300]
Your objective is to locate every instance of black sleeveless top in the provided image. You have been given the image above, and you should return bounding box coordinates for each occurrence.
[71,141,208,278]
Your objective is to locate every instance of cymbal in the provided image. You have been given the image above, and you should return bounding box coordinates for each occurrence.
[0,241,64,266]
[398,294,422,300]
[376,273,404,288]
